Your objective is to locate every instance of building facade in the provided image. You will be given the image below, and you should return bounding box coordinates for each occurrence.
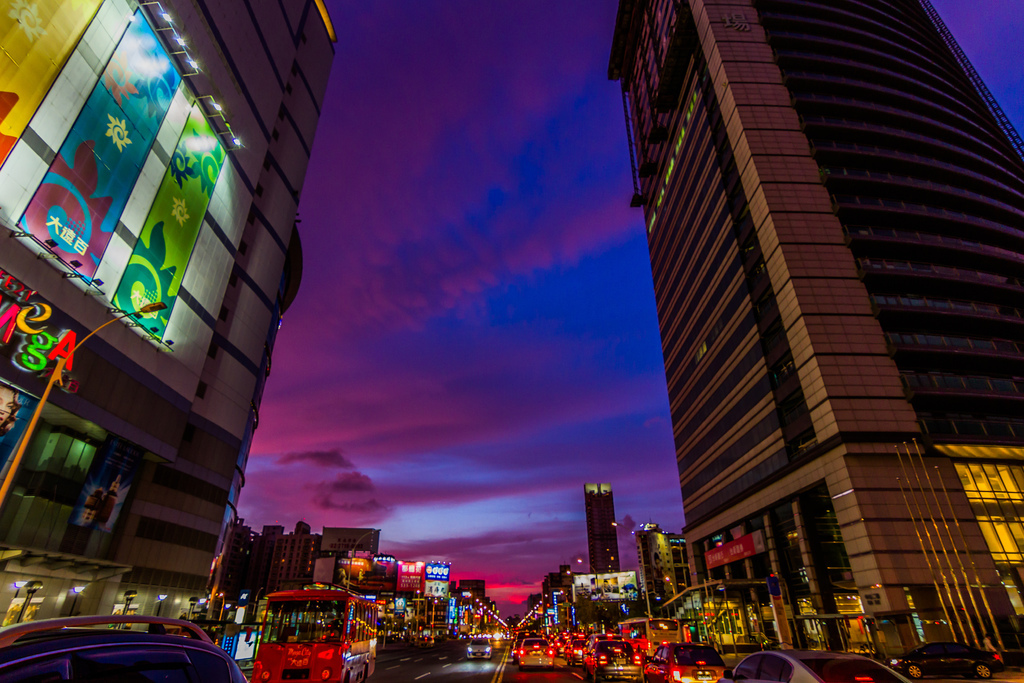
[585,482,621,573]
[610,0,1024,654]
[0,0,335,624]
[635,523,686,614]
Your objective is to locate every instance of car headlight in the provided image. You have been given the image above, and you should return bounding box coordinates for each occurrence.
[890,659,899,666]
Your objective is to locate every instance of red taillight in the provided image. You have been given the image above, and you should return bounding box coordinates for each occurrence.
[598,655,609,664]
[548,648,555,656]
[994,654,1002,661]
[854,677,874,682]
[696,660,706,666]
[634,654,642,665]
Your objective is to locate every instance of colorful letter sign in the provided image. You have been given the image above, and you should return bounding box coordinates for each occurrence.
[113,104,225,337]
[0,0,103,166]
[20,11,181,279]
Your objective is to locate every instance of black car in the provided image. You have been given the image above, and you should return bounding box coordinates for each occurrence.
[0,615,247,682]
[889,641,1003,679]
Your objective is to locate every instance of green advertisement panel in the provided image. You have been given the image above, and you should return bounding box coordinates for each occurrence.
[113,105,225,337]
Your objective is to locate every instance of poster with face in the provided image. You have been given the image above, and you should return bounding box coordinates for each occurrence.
[0,380,39,475]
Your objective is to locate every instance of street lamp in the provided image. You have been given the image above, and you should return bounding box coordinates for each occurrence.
[188,597,199,620]
[155,594,168,616]
[0,302,167,509]
[16,580,43,623]
[13,581,27,598]
[342,528,379,593]
[123,590,137,615]
[68,586,85,616]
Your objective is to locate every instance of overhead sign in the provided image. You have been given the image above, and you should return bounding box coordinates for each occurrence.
[704,530,765,570]
[425,562,449,582]
[397,561,424,592]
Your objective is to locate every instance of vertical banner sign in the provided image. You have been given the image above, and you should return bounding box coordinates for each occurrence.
[20,11,181,278]
[0,378,39,477]
[113,105,225,337]
[0,0,103,167]
[70,435,144,532]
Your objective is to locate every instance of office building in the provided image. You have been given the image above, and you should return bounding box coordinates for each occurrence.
[585,483,620,573]
[0,0,336,622]
[609,0,1024,652]
[635,523,685,612]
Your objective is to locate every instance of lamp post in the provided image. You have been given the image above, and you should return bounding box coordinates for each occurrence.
[68,586,85,616]
[155,594,168,616]
[342,528,379,593]
[13,580,27,598]
[16,580,43,623]
[0,302,167,509]
[188,597,199,620]
[122,589,137,615]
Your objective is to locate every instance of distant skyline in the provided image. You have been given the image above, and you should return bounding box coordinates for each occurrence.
[239,0,1024,617]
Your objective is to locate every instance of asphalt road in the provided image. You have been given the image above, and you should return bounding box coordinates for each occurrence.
[372,641,589,683]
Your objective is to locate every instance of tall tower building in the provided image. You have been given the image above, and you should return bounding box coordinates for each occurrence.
[584,483,620,573]
[0,0,336,620]
[610,0,1024,651]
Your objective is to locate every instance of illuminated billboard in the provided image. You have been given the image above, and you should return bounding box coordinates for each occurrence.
[425,562,450,582]
[397,561,424,593]
[20,11,180,279]
[113,103,225,337]
[0,0,103,167]
[572,571,639,602]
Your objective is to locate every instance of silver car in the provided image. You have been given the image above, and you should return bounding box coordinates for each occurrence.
[724,650,911,683]
[519,637,555,670]
[467,638,493,660]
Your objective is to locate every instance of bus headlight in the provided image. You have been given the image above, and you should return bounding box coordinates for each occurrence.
[320,668,333,680]
[260,672,271,681]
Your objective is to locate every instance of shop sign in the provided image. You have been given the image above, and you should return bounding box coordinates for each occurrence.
[704,530,765,569]
[0,269,83,377]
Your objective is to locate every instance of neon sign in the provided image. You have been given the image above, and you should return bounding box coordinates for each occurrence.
[0,269,80,379]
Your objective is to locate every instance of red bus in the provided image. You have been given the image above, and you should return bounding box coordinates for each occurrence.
[252,588,377,683]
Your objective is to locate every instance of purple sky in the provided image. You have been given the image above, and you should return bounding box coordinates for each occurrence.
[239,0,1024,617]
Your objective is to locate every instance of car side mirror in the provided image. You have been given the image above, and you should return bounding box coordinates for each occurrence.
[723,670,735,680]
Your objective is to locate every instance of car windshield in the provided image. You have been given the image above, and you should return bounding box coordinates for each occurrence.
[797,656,905,683]
[675,647,725,666]
[524,639,548,648]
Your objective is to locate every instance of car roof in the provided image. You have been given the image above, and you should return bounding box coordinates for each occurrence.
[0,616,210,650]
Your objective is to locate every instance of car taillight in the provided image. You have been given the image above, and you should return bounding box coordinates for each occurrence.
[548,648,555,656]
[994,653,1002,661]
[853,677,874,682]
[598,655,609,664]
[671,668,683,682]
[634,654,642,665]
[696,660,706,665]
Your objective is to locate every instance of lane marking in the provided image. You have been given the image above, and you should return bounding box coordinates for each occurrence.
[400,658,410,661]
[443,663,452,668]
[386,665,399,670]
[490,646,509,683]
[413,658,423,662]
[415,674,430,680]
[439,656,447,660]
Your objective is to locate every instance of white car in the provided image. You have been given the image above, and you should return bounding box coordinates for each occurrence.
[467,639,493,660]
[518,637,555,670]
[723,650,911,683]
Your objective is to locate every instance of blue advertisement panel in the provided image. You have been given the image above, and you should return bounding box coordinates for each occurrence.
[70,435,144,532]
[0,378,39,477]
[20,10,180,279]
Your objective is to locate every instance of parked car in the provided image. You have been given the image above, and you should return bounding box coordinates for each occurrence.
[889,642,1003,679]
[584,639,643,681]
[519,637,556,670]
[645,642,725,683]
[0,615,246,682]
[725,650,909,683]
[467,638,493,660]
[569,637,589,666]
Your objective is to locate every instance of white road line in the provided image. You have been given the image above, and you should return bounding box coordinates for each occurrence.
[400,657,410,661]
[415,674,430,680]
[439,656,447,660]
[413,658,423,662]
[386,665,399,670]
[443,663,452,668]
[572,674,584,680]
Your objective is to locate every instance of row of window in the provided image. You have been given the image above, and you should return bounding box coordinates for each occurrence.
[887,332,1023,355]
[872,293,1024,321]
[921,416,1024,440]
[903,372,1024,394]
[860,258,1023,289]
[135,516,219,553]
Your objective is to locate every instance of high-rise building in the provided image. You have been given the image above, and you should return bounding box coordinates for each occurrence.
[0,0,335,621]
[610,0,1024,652]
[584,483,620,573]
[635,523,686,612]
[320,527,381,557]
[266,521,320,593]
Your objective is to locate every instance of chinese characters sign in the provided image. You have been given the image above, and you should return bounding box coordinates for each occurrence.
[20,11,181,279]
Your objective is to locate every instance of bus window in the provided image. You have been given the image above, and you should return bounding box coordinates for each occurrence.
[263,600,347,644]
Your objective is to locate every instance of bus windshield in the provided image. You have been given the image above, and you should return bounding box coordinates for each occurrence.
[264,599,346,644]
[650,619,679,632]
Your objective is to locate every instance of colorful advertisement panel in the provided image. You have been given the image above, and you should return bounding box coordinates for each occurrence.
[113,104,225,337]
[424,580,448,598]
[425,562,450,582]
[0,0,103,166]
[0,267,85,376]
[20,11,181,278]
[397,561,424,593]
[69,435,144,532]
[0,377,39,477]
[572,571,639,602]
